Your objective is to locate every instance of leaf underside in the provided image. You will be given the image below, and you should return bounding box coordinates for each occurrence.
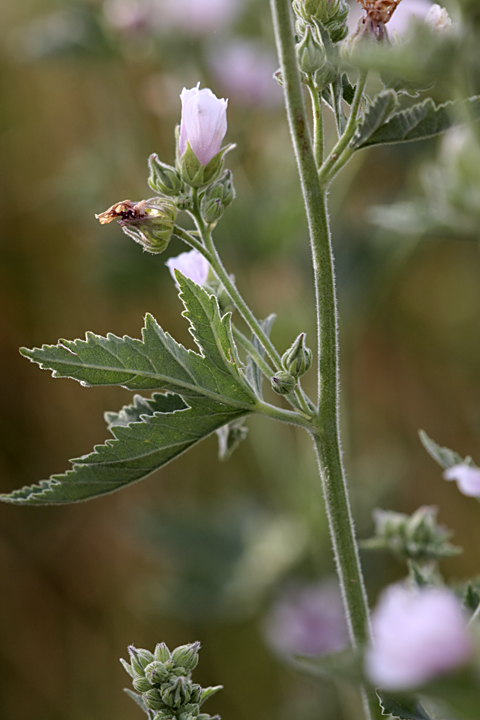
[356,95,480,149]
[419,430,468,469]
[2,274,256,505]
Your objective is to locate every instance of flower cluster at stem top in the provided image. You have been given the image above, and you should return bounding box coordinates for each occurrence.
[96,84,234,253]
[121,642,222,720]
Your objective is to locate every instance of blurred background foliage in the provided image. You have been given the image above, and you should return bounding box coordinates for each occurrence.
[1,0,480,719]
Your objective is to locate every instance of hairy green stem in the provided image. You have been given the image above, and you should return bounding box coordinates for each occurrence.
[173,224,211,256]
[270,1,379,718]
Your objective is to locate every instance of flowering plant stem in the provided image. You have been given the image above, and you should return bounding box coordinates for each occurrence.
[270,1,379,718]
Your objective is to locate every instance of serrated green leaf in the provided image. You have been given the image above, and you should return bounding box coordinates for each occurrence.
[20,273,255,409]
[355,96,480,150]
[419,430,465,469]
[341,73,356,105]
[1,395,250,504]
[376,691,434,720]
[105,392,187,429]
[350,90,399,150]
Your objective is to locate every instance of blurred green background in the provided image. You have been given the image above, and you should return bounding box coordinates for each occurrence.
[2,1,480,719]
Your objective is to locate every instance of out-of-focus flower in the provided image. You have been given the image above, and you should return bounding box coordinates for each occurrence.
[366,584,473,690]
[425,3,452,32]
[179,84,228,166]
[209,40,282,107]
[157,0,242,36]
[165,249,210,286]
[444,464,480,497]
[103,0,151,33]
[263,580,349,659]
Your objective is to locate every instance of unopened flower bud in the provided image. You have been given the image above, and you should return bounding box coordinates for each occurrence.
[148,154,183,196]
[145,660,171,685]
[293,0,349,43]
[281,333,313,379]
[205,170,235,208]
[127,646,154,676]
[161,676,192,708]
[144,688,167,711]
[171,642,201,672]
[271,370,296,395]
[133,676,153,693]
[297,25,326,75]
[202,197,224,224]
[154,642,172,663]
[96,198,177,254]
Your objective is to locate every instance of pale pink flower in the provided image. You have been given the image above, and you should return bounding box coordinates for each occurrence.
[165,249,210,286]
[209,41,282,107]
[443,464,480,497]
[179,84,228,165]
[366,584,473,690]
[263,581,349,659]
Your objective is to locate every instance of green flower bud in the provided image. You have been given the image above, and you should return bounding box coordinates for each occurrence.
[96,198,177,254]
[171,642,201,673]
[143,688,167,711]
[205,170,235,208]
[133,676,153,693]
[154,642,172,663]
[148,154,183,197]
[145,660,171,685]
[201,197,224,225]
[189,683,203,704]
[161,676,192,708]
[281,333,313,379]
[271,370,296,395]
[293,0,349,43]
[127,646,154,676]
[296,25,326,75]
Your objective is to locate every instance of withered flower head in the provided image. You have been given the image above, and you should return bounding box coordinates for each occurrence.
[355,0,402,40]
[95,198,177,254]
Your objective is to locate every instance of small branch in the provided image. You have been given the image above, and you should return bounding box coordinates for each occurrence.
[308,83,324,167]
[172,224,211,256]
[319,71,367,187]
[232,325,275,378]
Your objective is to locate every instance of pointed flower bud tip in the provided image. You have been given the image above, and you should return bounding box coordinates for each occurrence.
[443,464,480,497]
[281,333,313,378]
[271,370,296,395]
[154,642,172,663]
[165,250,210,287]
[171,642,201,672]
[179,84,228,166]
[366,584,473,690]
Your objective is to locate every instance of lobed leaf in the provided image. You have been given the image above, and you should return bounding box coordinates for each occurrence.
[20,273,255,409]
[355,96,480,150]
[1,395,250,504]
